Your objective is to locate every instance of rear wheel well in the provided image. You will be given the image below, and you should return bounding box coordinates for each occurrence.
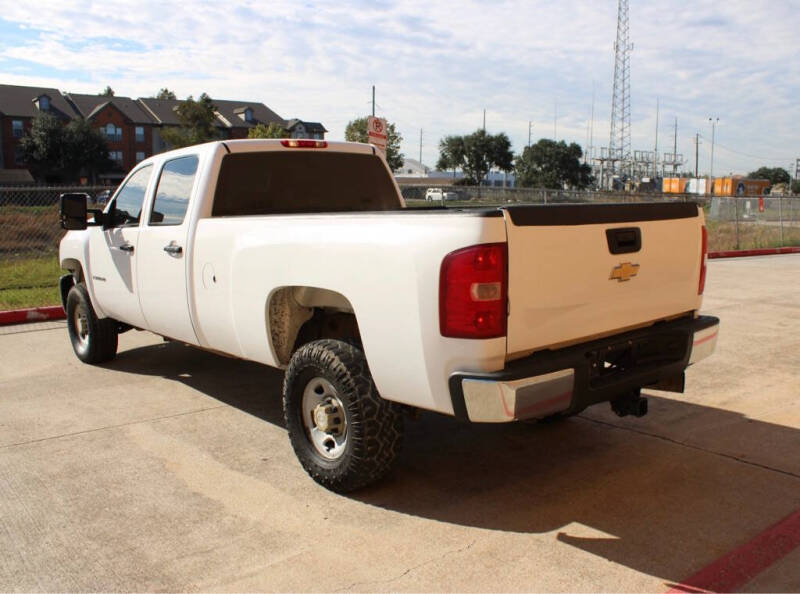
[267,287,361,366]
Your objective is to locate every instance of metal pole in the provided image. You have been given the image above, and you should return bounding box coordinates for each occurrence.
[673,117,678,175]
[779,194,784,247]
[654,98,659,178]
[419,129,422,166]
[483,109,486,131]
[695,133,700,179]
[709,117,718,179]
[554,100,557,140]
[735,196,740,250]
[371,86,375,117]
[528,121,532,148]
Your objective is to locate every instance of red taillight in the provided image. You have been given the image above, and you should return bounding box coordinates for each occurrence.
[280,139,328,148]
[440,243,508,338]
[698,225,708,295]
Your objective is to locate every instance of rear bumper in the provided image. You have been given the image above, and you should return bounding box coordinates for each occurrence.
[449,315,719,423]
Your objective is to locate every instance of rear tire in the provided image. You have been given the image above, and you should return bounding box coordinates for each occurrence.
[66,283,118,364]
[283,339,404,493]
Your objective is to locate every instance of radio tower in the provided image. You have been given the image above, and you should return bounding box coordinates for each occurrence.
[609,0,632,181]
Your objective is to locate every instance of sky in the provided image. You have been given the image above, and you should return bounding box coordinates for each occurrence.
[1,0,799,177]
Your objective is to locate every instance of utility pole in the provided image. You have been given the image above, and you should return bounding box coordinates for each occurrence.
[554,100,558,140]
[528,121,533,148]
[673,117,678,175]
[709,117,719,179]
[371,85,375,117]
[653,97,659,178]
[694,133,701,178]
[483,109,486,131]
[419,129,422,166]
[589,82,595,162]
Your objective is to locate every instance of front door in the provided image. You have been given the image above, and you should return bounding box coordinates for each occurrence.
[136,155,199,345]
[88,165,153,328]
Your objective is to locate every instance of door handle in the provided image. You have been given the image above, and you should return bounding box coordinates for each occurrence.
[117,243,134,253]
[163,244,183,255]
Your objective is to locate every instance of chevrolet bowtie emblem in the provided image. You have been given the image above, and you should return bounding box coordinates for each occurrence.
[610,262,640,282]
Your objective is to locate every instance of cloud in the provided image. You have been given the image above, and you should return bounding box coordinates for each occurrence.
[1,0,798,175]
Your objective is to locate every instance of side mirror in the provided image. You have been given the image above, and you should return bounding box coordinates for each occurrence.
[59,193,89,230]
[150,210,164,224]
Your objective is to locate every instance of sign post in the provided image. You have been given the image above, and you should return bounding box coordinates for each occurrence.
[367,116,387,154]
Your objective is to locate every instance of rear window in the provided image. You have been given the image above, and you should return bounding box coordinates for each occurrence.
[212,151,400,217]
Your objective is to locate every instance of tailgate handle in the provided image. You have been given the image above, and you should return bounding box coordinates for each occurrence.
[606,227,641,254]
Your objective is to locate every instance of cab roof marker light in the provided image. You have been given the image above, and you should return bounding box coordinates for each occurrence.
[280,140,328,148]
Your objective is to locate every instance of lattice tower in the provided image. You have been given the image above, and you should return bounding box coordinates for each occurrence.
[609,0,632,172]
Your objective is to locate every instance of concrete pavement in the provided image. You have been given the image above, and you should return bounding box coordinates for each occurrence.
[1,255,799,591]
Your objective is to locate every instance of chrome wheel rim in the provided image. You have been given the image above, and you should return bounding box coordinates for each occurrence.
[73,304,90,347]
[301,377,348,460]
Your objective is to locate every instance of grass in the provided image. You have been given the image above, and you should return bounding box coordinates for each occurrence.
[706,220,800,251]
[0,254,62,309]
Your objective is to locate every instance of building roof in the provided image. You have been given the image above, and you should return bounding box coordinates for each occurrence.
[0,84,76,119]
[285,118,328,133]
[66,93,155,124]
[138,97,284,129]
[136,97,184,126]
[212,99,284,129]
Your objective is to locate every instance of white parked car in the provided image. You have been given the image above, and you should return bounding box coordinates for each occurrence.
[424,187,444,201]
[59,139,719,492]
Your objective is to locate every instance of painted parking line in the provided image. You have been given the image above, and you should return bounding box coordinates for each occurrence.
[667,507,800,593]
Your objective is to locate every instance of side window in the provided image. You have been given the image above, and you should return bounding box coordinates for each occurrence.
[110,165,152,227]
[150,156,198,226]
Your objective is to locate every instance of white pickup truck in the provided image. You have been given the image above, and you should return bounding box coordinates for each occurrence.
[59,139,719,492]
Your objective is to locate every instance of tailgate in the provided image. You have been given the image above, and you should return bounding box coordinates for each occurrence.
[503,203,704,357]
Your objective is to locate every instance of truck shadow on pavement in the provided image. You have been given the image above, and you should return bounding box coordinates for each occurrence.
[111,340,800,588]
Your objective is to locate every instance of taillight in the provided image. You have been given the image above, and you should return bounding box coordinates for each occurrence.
[440,243,508,338]
[280,139,328,148]
[698,225,708,295]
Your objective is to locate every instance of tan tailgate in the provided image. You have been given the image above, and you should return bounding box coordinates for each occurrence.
[503,203,704,358]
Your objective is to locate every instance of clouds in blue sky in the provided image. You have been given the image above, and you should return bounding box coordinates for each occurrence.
[1,0,798,175]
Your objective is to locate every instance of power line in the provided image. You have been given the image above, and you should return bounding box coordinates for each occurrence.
[696,134,793,163]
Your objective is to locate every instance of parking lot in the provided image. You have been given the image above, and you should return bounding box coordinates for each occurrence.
[1,255,799,592]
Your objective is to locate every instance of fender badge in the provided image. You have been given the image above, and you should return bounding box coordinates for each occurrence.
[610,262,640,282]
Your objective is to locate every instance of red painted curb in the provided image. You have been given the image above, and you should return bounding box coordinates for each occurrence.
[0,305,66,326]
[666,507,800,593]
[709,247,800,259]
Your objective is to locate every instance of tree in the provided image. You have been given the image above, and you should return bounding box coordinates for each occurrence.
[156,88,177,100]
[344,117,404,172]
[64,118,113,182]
[436,129,513,185]
[792,180,800,195]
[436,136,464,176]
[159,93,219,148]
[100,86,115,97]
[20,113,110,182]
[747,167,790,185]
[514,139,593,189]
[248,122,289,139]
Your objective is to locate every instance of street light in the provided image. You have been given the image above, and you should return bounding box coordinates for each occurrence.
[709,117,719,180]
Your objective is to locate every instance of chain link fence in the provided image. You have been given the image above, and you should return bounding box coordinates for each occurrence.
[1,184,798,311]
[0,185,111,311]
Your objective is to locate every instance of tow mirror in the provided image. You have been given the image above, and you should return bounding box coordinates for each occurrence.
[59,193,89,230]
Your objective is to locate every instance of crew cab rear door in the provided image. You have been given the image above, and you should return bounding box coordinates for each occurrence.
[502,203,704,358]
[136,155,200,345]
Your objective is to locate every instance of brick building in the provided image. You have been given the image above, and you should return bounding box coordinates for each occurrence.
[0,84,76,170]
[65,93,156,180]
[0,83,327,181]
